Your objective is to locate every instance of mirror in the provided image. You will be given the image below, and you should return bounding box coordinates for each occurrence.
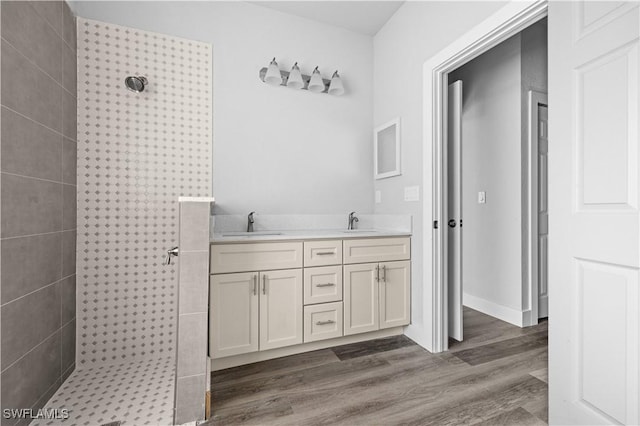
[374,118,401,179]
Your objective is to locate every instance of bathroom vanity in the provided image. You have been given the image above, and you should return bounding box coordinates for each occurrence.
[208,231,411,370]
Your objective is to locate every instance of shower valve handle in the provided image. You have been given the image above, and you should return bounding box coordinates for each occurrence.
[165,246,179,265]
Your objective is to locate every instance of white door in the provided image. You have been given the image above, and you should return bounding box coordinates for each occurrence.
[344,263,379,335]
[379,260,411,329]
[538,104,549,319]
[447,80,463,341]
[549,2,639,425]
[259,269,303,351]
[209,272,259,358]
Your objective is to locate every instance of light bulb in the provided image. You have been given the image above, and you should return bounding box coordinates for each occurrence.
[264,57,282,86]
[307,67,325,93]
[328,71,344,96]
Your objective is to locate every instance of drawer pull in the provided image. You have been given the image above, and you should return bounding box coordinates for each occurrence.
[316,283,335,288]
[253,274,257,295]
[316,320,336,325]
[316,251,335,256]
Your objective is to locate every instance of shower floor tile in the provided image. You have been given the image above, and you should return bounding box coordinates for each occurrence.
[32,356,175,426]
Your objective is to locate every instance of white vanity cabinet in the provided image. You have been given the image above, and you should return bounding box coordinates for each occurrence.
[209,236,410,364]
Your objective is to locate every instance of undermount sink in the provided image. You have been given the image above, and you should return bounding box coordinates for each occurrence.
[222,231,283,237]
[343,229,376,233]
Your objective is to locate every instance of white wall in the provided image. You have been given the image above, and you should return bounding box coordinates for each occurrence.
[449,34,524,317]
[70,1,374,215]
[373,1,508,346]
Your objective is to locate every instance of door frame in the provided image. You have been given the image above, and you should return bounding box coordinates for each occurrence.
[527,90,548,326]
[421,0,548,353]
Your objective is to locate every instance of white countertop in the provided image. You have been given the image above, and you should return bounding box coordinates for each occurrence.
[211,229,411,243]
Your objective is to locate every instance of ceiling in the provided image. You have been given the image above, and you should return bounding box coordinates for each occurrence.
[251,1,405,36]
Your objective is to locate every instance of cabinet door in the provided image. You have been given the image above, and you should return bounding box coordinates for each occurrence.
[209,272,259,358]
[259,269,303,350]
[379,261,411,329]
[343,263,379,335]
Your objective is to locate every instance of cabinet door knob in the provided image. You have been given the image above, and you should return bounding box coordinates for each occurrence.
[262,275,267,295]
[376,265,380,282]
[382,265,387,282]
[253,274,257,295]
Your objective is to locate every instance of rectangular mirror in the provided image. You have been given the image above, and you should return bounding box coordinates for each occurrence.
[374,118,401,179]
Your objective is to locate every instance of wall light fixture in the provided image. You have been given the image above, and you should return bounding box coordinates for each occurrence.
[259,58,344,95]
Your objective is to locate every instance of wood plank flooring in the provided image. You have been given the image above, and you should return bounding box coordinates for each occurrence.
[206,307,548,425]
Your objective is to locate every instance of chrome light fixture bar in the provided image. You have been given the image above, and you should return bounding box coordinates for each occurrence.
[259,59,344,95]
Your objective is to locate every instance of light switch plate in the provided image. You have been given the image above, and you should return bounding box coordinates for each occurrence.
[478,191,486,204]
[375,190,382,204]
[404,186,420,202]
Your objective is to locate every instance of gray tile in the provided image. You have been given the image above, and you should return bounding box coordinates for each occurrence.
[61,319,75,373]
[62,1,76,50]
[1,39,62,132]
[1,1,63,83]
[1,283,61,370]
[60,275,75,324]
[1,331,61,415]
[31,377,62,415]
[179,202,211,251]
[62,44,76,96]
[30,1,63,36]
[1,232,62,304]
[62,90,76,140]
[62,138,77,184]
[62,184,76,231]
[61,230,76,277]
[178,251,209,314]
[177,313,207,378]
[175,374,206,425]
[1,107,63,182]
[61,363,75,383]
[1,173,62,238]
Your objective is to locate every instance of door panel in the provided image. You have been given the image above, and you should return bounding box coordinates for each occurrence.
[538,105,549,318]
[549,1,639,424]
[380,260,411,329]
[343,263,379,335]
[259,269,303,351]
[447,80,463,341]
[209,272,258,358]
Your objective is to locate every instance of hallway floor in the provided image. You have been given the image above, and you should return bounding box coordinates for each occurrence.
[207,307,548,425]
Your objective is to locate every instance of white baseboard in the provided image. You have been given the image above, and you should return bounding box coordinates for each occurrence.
[463,292,529,327]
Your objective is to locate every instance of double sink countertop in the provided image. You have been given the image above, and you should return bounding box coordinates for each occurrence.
[211,229,412,243]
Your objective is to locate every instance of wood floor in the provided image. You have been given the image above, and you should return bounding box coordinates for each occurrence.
[206,307,548,425]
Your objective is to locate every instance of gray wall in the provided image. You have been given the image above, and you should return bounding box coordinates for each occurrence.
[449,33,524,313]
[448,19,547,321]
[0,2,77,423]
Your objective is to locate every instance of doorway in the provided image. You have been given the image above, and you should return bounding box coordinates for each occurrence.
[442,16,549,347]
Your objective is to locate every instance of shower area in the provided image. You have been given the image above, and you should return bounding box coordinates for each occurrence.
[0,3,212,425]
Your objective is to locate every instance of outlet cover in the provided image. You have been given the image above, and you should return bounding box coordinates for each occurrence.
[404,186,420,202]
[375,190,382,203]
[478,191,486,204]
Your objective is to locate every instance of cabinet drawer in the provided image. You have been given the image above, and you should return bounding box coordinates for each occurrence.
[343,237,410,264]
[304,240,342,267]
[304,302,343,343]
[210,242,303,274]
[304,265,343,305]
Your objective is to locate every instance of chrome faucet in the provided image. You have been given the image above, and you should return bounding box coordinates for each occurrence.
[247,211,255,232]
[348,211,359,230]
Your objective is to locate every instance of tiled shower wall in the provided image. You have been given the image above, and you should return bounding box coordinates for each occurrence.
[77,18,212,366]
[0,1,77,423]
